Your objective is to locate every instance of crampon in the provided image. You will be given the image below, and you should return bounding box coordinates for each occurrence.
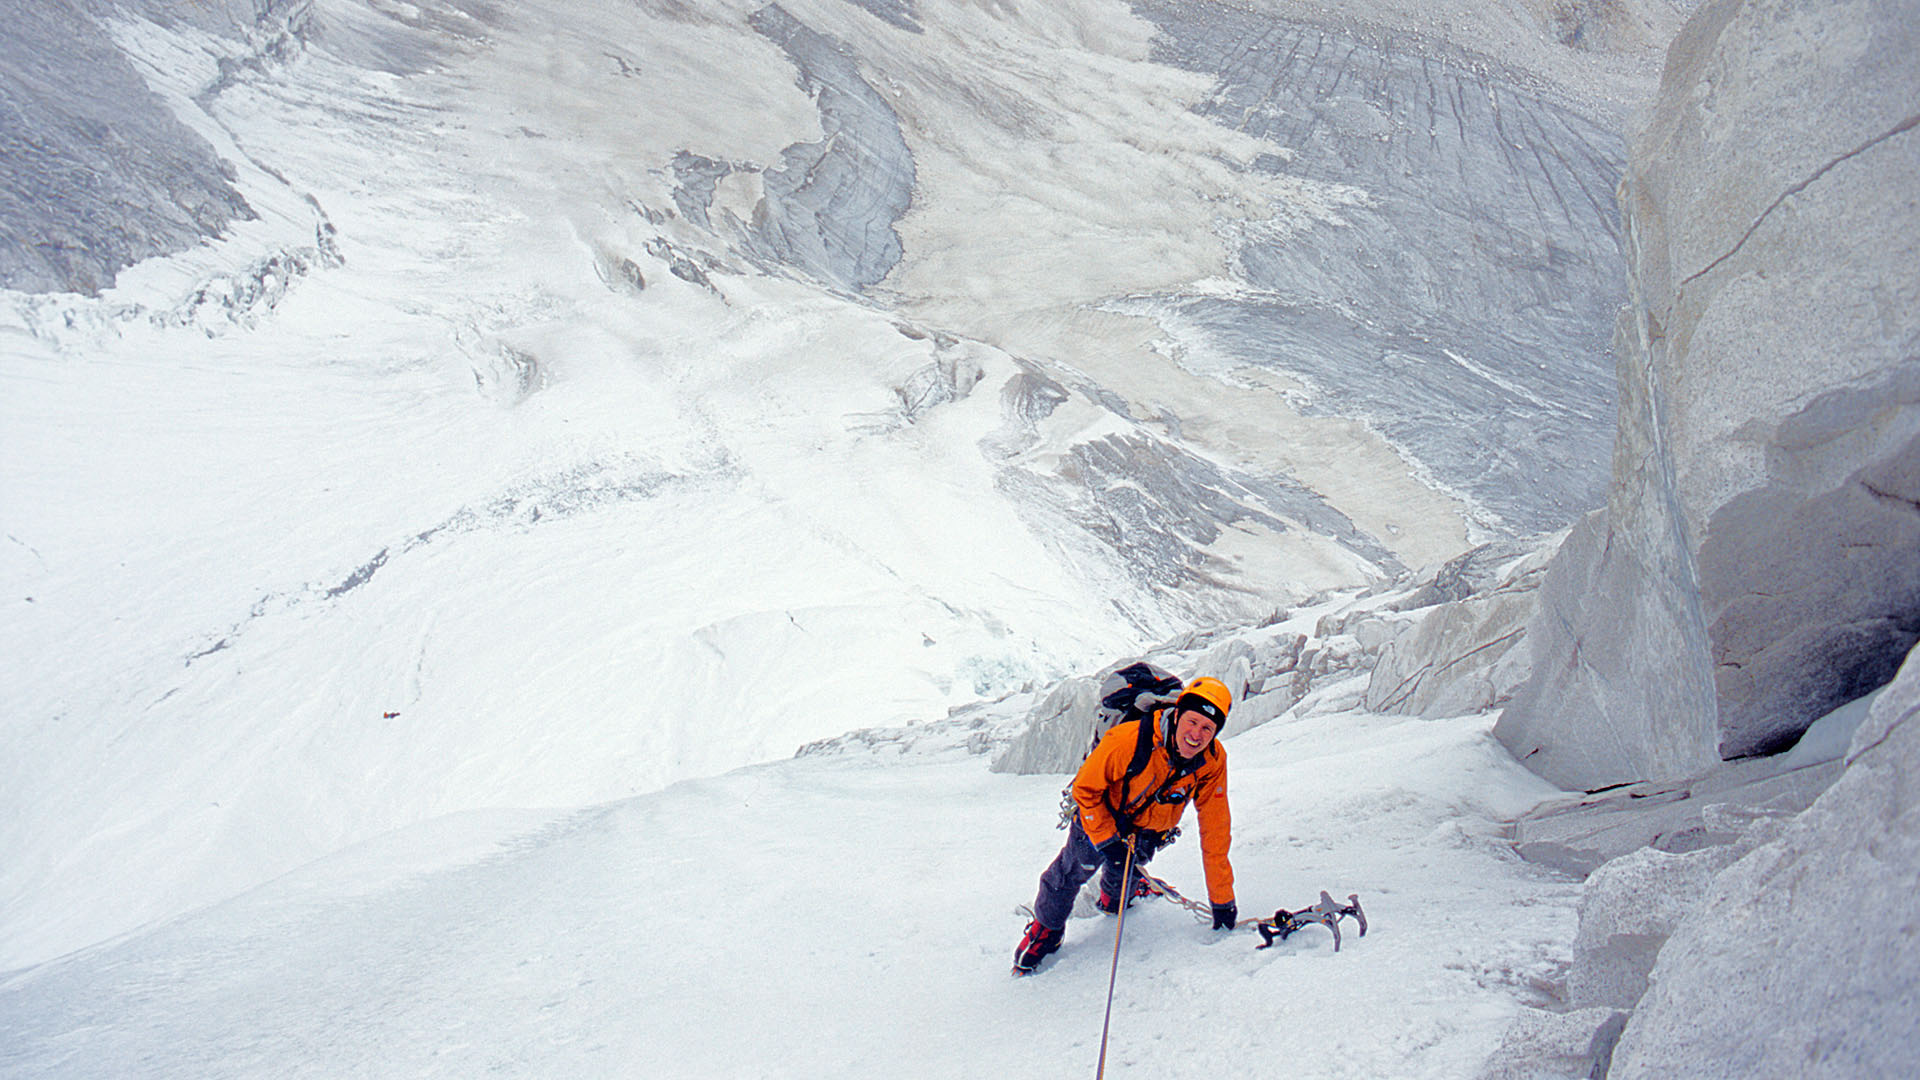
[1254,891,1367,952]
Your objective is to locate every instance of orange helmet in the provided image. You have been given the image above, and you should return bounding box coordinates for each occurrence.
[1174,676,1232,729]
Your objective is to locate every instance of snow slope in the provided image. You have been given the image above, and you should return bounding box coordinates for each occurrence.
[2,0,1660,1009]
[0,701,1573,1079]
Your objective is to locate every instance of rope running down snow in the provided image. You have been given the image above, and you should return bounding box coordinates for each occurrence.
[1094,836,1138,1080]
[1136,873,1215,923]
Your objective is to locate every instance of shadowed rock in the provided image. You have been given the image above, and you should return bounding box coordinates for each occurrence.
[1607,641,1920,1079]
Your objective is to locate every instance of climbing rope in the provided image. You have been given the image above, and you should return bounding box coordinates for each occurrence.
[1135,872,1218,924]
[1093,835,1137,1080]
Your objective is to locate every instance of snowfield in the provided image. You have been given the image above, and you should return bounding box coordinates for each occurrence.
[0,0,1679,1073]
[1,702,1575,1078]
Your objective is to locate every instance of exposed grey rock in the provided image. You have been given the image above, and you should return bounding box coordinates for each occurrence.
[299,0,500,76]
[993,620,1332,774]
[1366,541,1555,717]
[1366,595,1533,717]
[1288,668,1373,719]
[0,0,500,296]
[1498,0,1920,787]
[979,368,1070,462]
[669,151,733,230]
[1000,429,1400,631]
[1607,641,1920,1080]
[1496,505,1721,788]
[1701,374,1920,756]
[1509,755,1840,877]
[1653,0,1920,757]
[0,0,259,294]
[1222,633,1309,734]
[895,349,983,423]
[1389,537,1544,610]
[1566,842,1746,1009]
[593,248,647,295]
[665,3,919,296]
[1120,1,1626,535]
[1515,0,1695,55]
[1474,1006,1628,1080]
[1487,674,1881,1080]
[985,674,1100,776]
[838,0,921,34]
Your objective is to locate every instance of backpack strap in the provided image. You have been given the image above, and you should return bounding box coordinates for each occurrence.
[1113,713,1204,830]
[1123,713,1157,784]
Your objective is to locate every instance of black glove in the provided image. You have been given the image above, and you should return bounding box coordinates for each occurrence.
[1095,834,1132,866]
[1211,901,1238,930]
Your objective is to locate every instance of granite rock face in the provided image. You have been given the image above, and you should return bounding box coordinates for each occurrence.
[1364,540,1554,718]
[1497,0,1920,788]
[1606,642,1920,1079]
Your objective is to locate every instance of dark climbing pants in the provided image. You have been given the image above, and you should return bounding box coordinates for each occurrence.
[1031,819,1158,931]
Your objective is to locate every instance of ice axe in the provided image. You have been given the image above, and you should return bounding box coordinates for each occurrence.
[1254,891,1367,951]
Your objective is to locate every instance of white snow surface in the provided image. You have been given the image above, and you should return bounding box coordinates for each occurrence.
[1,705,1574,1078]
[0,0,1638,1070]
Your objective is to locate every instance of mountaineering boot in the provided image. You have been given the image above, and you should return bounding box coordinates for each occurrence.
[1012,919,1062,974]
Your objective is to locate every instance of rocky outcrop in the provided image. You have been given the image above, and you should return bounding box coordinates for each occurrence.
[989,620,1313,775]
[1605,642,1920,1078]
[1479,4,1920,1071]
[991,542,1574,776]
[1364,540,1554,718]
[1507,752,1840,877]
[1479,649,1908,1080]
[1497,0,1920,790]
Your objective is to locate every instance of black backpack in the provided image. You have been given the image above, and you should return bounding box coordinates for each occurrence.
[1056,662,1185,829]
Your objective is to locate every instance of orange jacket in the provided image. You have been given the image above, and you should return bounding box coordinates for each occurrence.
[1071,714,1234,905]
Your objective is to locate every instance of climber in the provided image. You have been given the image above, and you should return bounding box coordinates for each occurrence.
[1013,676,1237,973]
